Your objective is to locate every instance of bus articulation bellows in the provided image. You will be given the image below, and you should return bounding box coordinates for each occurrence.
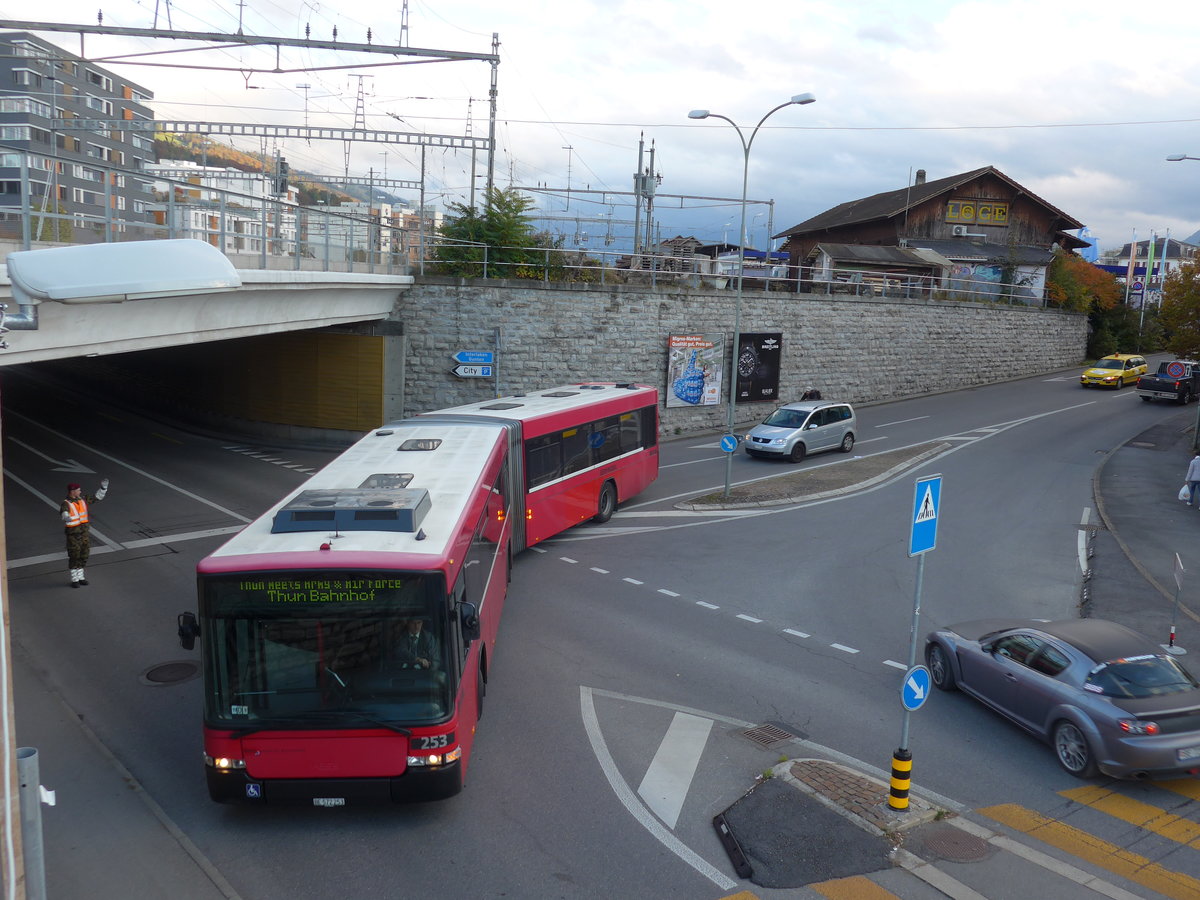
[180,382,659,804]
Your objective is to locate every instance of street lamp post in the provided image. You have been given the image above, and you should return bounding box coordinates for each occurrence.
[688,93,816,498]
[1166,155,1200,451]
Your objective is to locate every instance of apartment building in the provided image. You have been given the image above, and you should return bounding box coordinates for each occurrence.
[0,30,156,240]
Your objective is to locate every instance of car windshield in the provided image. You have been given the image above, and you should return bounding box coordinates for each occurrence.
[1093,360,1125,370]
[763,409,809,429]
[1085,654,1199,698]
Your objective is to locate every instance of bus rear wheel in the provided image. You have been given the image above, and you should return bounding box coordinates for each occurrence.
[593,482,617,523]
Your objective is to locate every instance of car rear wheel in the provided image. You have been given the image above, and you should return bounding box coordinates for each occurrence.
[926,644,956,691]
[1053,720,1098,778]
[1180,389,1192,405]
[1140,395,1152,402]
[789,442,807,463]
[839,433,855,453]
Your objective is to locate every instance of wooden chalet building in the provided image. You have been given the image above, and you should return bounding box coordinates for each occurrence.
[775,166,1088,302]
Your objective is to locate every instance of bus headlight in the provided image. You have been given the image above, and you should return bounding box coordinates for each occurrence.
[204,753,246,770]
[407,746,463,768]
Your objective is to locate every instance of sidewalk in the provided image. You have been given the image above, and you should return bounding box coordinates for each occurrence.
[11,642,239,900]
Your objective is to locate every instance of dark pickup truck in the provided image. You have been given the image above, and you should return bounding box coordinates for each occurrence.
[1136,360,1200,404]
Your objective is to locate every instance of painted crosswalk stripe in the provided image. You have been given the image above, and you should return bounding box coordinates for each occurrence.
[1060,785,1200,847]
[981,803,1200,899]
[637,712,713,829]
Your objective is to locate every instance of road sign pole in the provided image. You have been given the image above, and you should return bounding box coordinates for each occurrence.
[891,475,941,811]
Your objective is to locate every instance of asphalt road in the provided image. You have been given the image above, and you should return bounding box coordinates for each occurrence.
[8,360,1200,899]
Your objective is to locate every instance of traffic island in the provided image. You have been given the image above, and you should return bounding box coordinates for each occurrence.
[680,442,951,510]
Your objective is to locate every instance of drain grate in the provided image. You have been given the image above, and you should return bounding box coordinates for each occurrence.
[919,826,990,862]
[141,661,200,686]
[742,723,796,748]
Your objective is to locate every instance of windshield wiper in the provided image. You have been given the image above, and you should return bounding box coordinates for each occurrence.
[229,709,411,738]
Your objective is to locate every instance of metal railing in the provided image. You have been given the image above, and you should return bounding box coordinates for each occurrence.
[416,239,1051,306]
[4,151,423,274]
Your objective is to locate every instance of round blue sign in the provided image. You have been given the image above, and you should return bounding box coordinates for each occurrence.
[720,434,738,453]
[901,665,932,711]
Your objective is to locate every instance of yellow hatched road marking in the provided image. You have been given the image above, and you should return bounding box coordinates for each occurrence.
[1160,780,1200,802]
[716,893,759,900]
[811,875,899,898]
[981,803,1200,900]
[1060,785,1200,846]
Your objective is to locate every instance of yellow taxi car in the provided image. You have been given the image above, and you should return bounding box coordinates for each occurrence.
[1080,354,1148,389]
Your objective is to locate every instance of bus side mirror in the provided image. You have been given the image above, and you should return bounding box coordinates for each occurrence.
[178,611,200,651]
[459,602,480,643]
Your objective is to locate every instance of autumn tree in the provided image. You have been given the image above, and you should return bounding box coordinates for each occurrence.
[1158,263,1200,359]
[1045,248,1122,313]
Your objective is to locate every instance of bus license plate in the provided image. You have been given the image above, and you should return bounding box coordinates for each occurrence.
[313,797,346,807]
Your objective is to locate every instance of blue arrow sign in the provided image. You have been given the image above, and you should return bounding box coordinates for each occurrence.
[901,665,931,711]
[719,434,738,453]
[909,474,942,557]
[453,350,494,365]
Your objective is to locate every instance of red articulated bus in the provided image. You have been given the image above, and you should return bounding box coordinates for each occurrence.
[182,383,658,804]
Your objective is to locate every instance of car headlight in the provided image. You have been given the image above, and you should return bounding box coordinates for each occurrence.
[1118,719,1160,735]
[771,438,786,445]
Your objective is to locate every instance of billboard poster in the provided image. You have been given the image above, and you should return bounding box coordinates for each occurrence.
[735,332,782,403]
[666,333,723,408]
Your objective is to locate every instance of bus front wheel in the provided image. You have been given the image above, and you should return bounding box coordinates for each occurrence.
[593,482,617,523]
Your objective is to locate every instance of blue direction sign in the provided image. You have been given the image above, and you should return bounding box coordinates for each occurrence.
[451,364,493,378]
[909,474,942,557]
[901,665,931,711]
[720,434,739,453]
[453,350,494,365]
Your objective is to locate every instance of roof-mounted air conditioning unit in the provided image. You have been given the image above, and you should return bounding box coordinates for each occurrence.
[951,225,968,237]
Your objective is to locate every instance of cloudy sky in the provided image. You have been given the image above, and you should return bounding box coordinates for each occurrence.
[13,1,1200,253]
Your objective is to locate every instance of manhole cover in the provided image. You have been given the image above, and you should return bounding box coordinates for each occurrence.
[140,661,200,686]
[919,825,990,862]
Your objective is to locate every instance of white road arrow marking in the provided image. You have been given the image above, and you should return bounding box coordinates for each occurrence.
[9,437,96,473]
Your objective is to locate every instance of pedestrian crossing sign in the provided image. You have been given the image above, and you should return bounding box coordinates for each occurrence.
[909,475,942,556]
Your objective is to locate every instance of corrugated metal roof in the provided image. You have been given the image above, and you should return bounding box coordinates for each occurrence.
[809,243,951,268]
[908,239,1051,265]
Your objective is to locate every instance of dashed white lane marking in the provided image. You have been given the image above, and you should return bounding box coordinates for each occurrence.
[544,555,901,671]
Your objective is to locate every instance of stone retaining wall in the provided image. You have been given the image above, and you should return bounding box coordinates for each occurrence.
[398,276,1086,434]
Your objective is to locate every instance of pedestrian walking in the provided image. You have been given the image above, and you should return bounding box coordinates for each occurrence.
[60,479,108,587]
[1187,453,1200,508]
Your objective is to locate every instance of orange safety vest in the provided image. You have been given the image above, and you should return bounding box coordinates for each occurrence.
[64,498,89,528]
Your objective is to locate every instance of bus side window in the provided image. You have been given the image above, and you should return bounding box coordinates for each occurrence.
[561,426,592,476]
[525,433,561,488]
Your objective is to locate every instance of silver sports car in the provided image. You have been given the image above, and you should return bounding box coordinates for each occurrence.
[924,618,1200,779]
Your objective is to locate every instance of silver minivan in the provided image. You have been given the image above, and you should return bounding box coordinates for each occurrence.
[743,401,856,462]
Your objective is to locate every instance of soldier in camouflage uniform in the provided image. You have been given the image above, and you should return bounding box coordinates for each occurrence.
[60,479,109,587]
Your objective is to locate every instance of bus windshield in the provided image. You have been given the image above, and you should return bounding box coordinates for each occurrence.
[200,571,454,729]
